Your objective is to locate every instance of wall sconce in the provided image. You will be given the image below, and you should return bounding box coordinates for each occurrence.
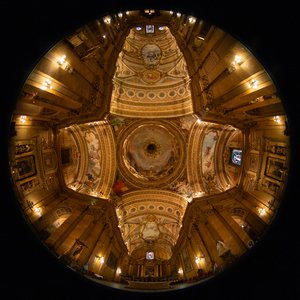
[34,207,42,216]
[126,11,130,16]
[144,9,155,16]
[116,267,122,274]
[195,257,201,265]
[96,255,105,264]
[57,55,73,73]
[178,267,183,275]
[169,11,174,15]
[233,55,243,66]
[273,115,281,123]
[176,12,181,17]
[103,16,111,25]
[19,115,27,124]
[249,79,259,89]
[188,16,196,24]
[257,207,267,217]
[118,12,123,18]
[40,79,53,91]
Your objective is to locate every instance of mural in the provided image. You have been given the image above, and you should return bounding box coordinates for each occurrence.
[141,44,162,67]
[81,128,101,191]
[201,131,218,179]
[140,215,161,242]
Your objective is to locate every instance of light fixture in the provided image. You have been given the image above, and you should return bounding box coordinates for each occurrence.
[118,12,123,18]
[57,54,66,66]
[56,55,73,73]
[249,79,259,89]
[176,12,181,17]
[102,34,106,39]
[34,207,42,216]
[158,26,165,31]
[257,207,267,217]
[96,255,105,264]
[195,257,201,265]
[188,16,196,24]
[169,11,174,15]
[40,79,53,91]
[273,115,281,123]
[126,11,130,15]
[144,9,155,16]
[116,267,122,274]
[178,267,183,275]
[233,55,243,65]
[197,36,205,40]
[19,115,27,124]
[103,16,111,25]
[136,26,142,31]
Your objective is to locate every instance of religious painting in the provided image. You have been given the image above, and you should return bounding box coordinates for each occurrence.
[14,155,36,181]
[201,131,218,178]
[106,251,118,269]
[61,148,72,165]
[230,149,242,166]
[246,152,259,172]
[18,177,39,196]
[14,142,34,155]
[265,157,286,181]
[141,44,161,66]
[43,151,57,173]
[181,247,193,273]
[261,178,281,196]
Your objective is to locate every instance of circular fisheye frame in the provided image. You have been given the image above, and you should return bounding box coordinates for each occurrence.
[8,9,289,292]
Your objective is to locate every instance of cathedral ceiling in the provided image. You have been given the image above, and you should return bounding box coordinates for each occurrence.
[110,26,193,117]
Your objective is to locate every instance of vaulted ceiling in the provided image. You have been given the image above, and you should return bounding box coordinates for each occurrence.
[11,9,287,263]
[58,13,245,259]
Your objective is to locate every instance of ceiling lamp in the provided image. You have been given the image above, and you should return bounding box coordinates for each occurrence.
[136,26,142,31]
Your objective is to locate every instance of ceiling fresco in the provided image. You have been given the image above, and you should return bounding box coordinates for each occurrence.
[110,26,193,118]
[61,115,241,257]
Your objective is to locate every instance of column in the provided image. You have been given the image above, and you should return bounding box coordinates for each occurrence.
[46,206,89,252]
[33,194,66,231]
[77,222,107,266]
[217,208,252,248]
[207,209,244,256]
[196,221,223,266]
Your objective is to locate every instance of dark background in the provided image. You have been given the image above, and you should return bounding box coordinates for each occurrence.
[1,1,299,299]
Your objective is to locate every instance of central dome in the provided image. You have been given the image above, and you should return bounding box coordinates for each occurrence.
[117,119,186,188]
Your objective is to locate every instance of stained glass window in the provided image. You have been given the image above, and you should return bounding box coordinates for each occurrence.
[231,149,242,166]
[146,251,154,260]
